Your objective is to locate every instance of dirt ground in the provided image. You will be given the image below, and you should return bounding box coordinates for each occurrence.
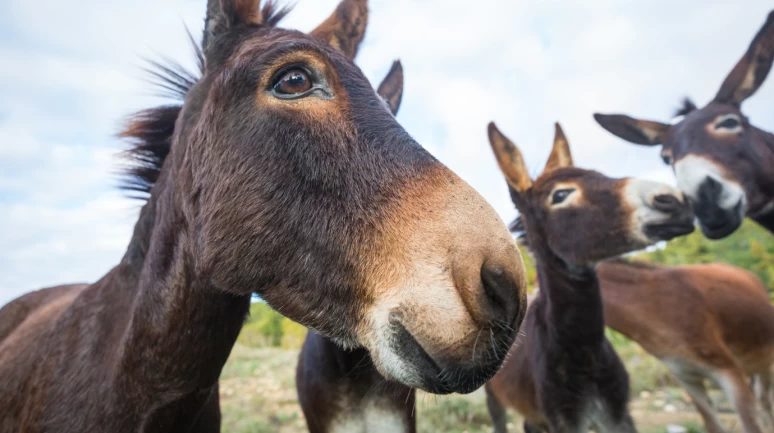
[219,344,750,433]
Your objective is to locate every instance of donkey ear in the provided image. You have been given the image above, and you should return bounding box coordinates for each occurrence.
[593,113,668,146]
[544,122,574,173]
[203,0,286,58]
[487,122,532,193]
[310,0,368,60]
[376,60,404,115]
[715,11,774,106]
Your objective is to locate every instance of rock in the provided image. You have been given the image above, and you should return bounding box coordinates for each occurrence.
[666,425,687,433]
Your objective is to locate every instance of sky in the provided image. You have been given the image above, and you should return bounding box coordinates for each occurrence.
[1,0,773,306]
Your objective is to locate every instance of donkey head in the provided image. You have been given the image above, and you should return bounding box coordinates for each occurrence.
[148,0,526,394]
[487,122,694,266]
[595,11,774,239]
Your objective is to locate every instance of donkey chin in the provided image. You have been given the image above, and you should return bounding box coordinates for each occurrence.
[363,321,516,395]
[626,179,696,243]
[360,282,526,395]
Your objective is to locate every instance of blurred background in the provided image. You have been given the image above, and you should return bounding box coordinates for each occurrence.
[1,1,773,432]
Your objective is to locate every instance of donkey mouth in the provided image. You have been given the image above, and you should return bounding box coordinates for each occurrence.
[643,220,695,241]
[695,199,743,239]
[699,219,740,240]
[388,321,510,395]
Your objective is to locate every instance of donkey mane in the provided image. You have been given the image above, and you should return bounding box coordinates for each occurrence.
[673,97,698,118]
[119,2,292,200]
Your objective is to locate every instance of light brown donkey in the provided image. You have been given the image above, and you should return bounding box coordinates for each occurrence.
[598,260,774,433]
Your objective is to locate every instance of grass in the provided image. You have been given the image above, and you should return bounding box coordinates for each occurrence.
[218,331,747,433]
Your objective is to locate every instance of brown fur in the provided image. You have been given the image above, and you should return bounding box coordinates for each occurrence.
[595,10,774,239]
[485,123,693,433]
[599,260,774,433]
[0,1,527,431]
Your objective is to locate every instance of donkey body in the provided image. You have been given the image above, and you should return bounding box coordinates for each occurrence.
[599,260,774,433]
[297,332,415,433]
[485,123,694,433]
[0,1,528,431]
[596,11,774,239]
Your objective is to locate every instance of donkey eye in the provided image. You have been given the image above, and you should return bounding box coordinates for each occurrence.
[551,189,574,205]
[661,154,672,165]
[715,117,740,130]
[273,69,312,96]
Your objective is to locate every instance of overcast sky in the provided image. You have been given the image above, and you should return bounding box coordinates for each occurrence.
[1,0,772,306]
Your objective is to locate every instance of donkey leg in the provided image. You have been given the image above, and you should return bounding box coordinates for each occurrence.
[188,383,221,433]
[715,368,765,433]
[675,374,727,433]
[524,421,544,433]
[598,413,637,433]
[753,369,774,432]
[486,384,509,433]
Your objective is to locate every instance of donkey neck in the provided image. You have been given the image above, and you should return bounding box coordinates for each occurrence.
[527,228,606,344]
[114,169,250,402]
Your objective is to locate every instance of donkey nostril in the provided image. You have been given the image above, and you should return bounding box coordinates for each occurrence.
[480,265,518,324]
[699,176,723,200]
[652,194,681,214]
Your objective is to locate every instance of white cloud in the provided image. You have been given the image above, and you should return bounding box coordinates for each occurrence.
[1,0,773,305]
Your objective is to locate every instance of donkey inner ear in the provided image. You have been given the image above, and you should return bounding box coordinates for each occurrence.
[487,122,533,193]
[544,122,574,173]
[310,0,368,60]
[594,113,668,146]
[714,11,774,106]
[376,60,404,115]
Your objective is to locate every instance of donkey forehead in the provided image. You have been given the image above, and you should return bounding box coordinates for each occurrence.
[226,30,352,75]
[535,167,616,191]
[671,103,742,130]
[666,105,745,148]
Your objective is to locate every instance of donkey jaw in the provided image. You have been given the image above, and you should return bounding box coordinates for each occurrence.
[360,297,521,395]
[674,155,746,238]
[364,320,514,395]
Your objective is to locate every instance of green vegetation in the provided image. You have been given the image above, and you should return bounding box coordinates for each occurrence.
[237,303,307,349]
[518,244,538,291]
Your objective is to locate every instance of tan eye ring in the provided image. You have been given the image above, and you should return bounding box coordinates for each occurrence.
[661,153,672,165]
[551,188,574,205]
[715,117,740,130]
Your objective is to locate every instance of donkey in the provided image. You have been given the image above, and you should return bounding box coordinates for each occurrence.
[595,10,774,239]
[484,122,695,433]
[296,60,417,433]
[597,260,774,433]
[0,1,528,431]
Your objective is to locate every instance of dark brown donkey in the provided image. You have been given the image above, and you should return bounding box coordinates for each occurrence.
[485,123,694,433]
[0,1,528,431]
[598,260,774,433]
[296,60,417,433]
[595,11,774,239]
